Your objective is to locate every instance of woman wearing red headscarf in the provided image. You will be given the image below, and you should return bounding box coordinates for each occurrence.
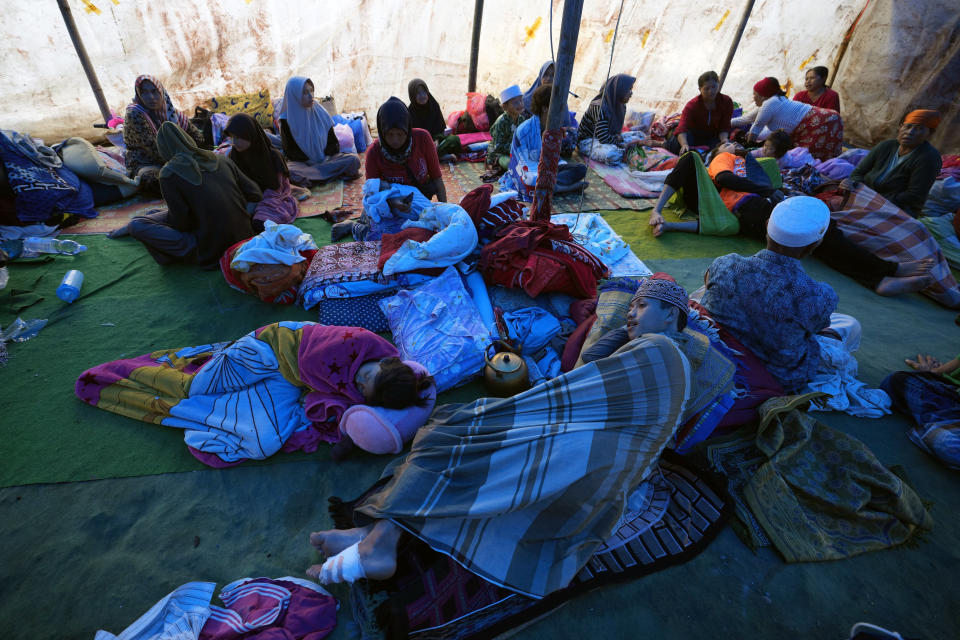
[842,110,943,217]
[730,77,843,160]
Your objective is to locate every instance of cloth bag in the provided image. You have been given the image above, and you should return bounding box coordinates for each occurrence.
[380,266,492,391]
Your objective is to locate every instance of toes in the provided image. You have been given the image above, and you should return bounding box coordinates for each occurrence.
[309,532,326,548]
[306,563,324,580]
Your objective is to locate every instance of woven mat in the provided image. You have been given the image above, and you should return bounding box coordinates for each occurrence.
[340,163,469,211]
[448,160,656,212]
[345,453,729,640]
[68,181,345,235]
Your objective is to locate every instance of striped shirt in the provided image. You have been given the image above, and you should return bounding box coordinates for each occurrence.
[731,96,812,137]
[577,103,620,144]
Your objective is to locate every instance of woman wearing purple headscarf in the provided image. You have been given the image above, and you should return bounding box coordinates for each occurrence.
[577,73,636,164]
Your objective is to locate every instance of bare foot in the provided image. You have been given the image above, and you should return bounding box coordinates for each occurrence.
[306,520,402,584]
[875,274,934,296]
[107,224,130,239]
[309,524,372,557]
[330,221,353,242]
[355,520,402,581]
[895,258,934,277]
[649,212,665,238]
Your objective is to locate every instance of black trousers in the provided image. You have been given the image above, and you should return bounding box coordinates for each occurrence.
[665,152,897,289]
[735,197,897,289]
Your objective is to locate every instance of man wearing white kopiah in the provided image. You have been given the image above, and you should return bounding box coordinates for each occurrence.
[700,196,860,393]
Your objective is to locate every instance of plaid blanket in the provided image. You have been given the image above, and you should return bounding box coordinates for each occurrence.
[356,331,736,598]
[830,184,960,307]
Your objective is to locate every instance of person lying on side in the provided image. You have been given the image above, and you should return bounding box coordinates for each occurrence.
[580,274,689,364]
[306,279,736,597]
[648,142,933,297]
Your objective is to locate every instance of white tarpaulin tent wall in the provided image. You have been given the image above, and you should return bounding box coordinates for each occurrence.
[834,0,960,153]
[1,0,955,152]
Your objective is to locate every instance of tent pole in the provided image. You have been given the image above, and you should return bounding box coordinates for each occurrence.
[717,0,756,90]
[467,0,485,92]
[531,0,584,222]
[57,0,112,126]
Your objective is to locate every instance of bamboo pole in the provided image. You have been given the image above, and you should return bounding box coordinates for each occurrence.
[467,0,485,92]
[57,0,112,127]
[717,0,756,90]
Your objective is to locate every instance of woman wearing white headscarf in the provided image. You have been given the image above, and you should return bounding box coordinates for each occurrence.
[277,76,361,183]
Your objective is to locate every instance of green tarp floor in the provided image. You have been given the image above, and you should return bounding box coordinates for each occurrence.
[1,213,958,639]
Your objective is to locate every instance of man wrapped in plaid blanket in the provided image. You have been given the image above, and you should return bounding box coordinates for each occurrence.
[307,278,736,598]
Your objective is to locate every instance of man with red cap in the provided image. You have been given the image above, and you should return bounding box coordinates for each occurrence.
[843,109,943,217]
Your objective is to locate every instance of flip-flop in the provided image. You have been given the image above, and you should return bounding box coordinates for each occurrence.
[318,541,366,584]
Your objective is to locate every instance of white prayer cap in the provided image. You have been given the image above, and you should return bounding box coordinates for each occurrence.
[500,85,523,104]
[767,196,830,248]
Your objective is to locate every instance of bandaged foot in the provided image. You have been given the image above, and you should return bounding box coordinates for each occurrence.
[309,541,367,584]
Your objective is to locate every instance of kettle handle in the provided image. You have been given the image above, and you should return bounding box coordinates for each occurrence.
[491,338,522,356]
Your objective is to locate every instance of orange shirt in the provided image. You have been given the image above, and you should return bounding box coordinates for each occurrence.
[707,152,752,211]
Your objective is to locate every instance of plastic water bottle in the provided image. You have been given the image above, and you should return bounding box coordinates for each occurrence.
[56,270,84,303]
[21,237,87,256]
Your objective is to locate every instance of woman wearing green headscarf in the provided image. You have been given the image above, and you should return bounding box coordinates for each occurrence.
[118,122,263,268]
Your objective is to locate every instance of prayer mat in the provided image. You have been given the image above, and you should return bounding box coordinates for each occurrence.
[690,424,773,550]
[337,453,730,640]
[582,157,659,199]
[448,160,656,212]
[340,164,468,212]
[68,194,165,235]
[296,180,345,217]
[68,181,344,235]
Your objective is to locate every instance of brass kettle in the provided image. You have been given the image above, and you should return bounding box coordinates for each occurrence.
[483,340,530,397]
